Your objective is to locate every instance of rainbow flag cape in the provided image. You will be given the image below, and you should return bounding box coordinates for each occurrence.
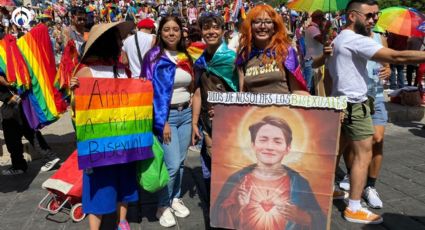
[75,78,154,169]
[141,46,193,138]
[17,24,67,129]
[54,40,79,102]
[0,35,31,94]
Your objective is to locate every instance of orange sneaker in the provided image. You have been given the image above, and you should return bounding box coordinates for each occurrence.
[344,207,383,224]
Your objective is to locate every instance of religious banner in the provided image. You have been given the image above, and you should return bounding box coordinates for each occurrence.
[209,92,346,230]
[75,78,154,170]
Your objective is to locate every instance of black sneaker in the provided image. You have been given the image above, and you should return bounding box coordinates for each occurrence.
[2,167,25,176]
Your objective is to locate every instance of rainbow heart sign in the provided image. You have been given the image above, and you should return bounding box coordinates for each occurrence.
[75,78,154,170]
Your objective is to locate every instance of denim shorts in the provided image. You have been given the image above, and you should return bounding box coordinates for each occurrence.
[82,162,139,214]
[372,99,388,126]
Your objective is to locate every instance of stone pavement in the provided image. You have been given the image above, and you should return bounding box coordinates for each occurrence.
[0,111,424,230]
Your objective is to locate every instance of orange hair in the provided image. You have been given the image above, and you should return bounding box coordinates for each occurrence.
[237,5,292,70]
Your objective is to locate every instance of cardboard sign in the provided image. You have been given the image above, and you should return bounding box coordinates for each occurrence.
[75,78,154,169]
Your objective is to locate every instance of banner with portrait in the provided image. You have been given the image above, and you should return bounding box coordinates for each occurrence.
[74,78,154,170]
[208,92,346,230]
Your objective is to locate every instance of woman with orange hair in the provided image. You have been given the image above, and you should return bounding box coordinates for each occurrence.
[236,4,308,94]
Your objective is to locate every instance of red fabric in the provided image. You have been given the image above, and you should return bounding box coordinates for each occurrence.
[55,40,79,91]
[4,34,31,90]
[137,18,155,29]
[49,151,82,197]
[417,63,425,87]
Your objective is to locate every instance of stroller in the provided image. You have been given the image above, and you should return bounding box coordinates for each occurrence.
[38,150,86,222]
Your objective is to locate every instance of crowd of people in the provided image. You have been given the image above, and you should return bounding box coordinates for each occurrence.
[1,0,425,229]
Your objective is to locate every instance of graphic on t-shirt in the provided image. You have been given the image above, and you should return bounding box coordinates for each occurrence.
[245,61,280,77]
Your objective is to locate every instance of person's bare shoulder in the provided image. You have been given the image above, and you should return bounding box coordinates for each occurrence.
[75,66,93,78]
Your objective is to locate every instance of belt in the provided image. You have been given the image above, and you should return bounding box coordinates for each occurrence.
[346,99,372,124]
[170,101,190,111]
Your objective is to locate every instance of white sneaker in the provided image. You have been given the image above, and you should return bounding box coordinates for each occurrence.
[156,207,176,228]
[171,198,190,218]
[40,158,60,172]
[339,174,350,191]
[363,186,383,209]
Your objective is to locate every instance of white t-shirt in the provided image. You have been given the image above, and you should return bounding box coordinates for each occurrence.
[227,31,239,52]
[165,50,192,104]
[327,30,383,103]
[122,31,154,78]
[304,23,323,59]
[89,65,127,79]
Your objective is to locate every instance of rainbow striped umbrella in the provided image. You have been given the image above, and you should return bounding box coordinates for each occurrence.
[287,0,350,13]
[376,7,425,37]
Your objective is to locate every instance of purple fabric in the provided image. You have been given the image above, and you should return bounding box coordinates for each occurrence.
[141,46,177,140]
[21,96,42,130]
[284,47,299,72]
[78,146,153,170]
[141,46,161,80]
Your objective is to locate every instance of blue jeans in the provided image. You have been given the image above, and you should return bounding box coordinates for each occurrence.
[302,59,314,94]
[158,107,192,207]
[390,64,405,89]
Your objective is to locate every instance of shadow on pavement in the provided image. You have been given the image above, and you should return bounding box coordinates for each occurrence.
[0,160,43,193]
[43,133,76,158]
[378,213,425,230]
[392,121,425,138]
[0,132,75,194]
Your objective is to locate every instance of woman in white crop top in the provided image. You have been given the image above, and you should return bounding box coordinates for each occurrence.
[141,16,194,228]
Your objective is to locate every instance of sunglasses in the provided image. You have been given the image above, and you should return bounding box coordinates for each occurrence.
[350,10,381,20]
[252,20,274,27]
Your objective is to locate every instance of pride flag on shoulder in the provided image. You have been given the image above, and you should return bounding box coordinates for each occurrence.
[17,24,67,129]
[0,35,31,93]
[74,78,154,170]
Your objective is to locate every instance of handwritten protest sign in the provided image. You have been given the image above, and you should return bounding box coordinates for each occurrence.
[209,92,343,230]
[75,78,154,170]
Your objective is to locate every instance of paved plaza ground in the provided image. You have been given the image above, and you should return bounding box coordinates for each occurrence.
[0,110,424,230]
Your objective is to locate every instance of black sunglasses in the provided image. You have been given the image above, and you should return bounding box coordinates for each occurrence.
[350,10,381,20]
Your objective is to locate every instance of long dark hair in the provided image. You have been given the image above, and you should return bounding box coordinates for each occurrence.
[83,27,121,64]
[154,16,191,64]
[82,27,122,77]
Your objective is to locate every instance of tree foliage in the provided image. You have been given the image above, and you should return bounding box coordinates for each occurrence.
[378,0,425,12]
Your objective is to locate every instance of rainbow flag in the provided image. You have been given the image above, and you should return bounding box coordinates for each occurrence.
[54,40,79,102]
[75,78,154,169]
[187,42,206,62]
[17,24,67,129]
[231,0,243,22]
[0,39,6,74]
[0,35,31,94]
[223,6,230,23]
